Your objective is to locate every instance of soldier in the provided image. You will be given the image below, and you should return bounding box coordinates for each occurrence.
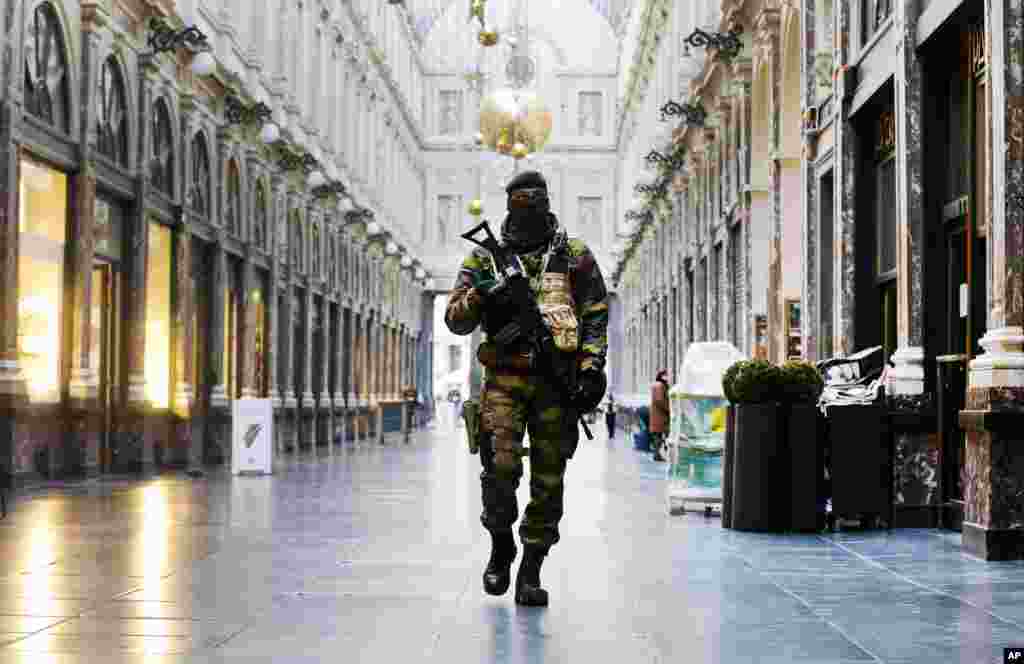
[445,171,609,606]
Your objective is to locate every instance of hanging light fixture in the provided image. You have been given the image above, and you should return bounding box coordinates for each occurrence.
[385,241,399,255]
[367,221,381,235]
[401,255,413,268]
[415,267,426,280]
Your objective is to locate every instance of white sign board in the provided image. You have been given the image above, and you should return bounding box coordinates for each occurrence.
[232,399,274,476]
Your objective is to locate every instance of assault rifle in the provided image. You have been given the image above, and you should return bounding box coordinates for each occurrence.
[461,220,593,441]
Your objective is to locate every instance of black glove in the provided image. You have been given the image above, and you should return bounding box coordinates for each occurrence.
[574,368,607,413]
[474,277,510,305]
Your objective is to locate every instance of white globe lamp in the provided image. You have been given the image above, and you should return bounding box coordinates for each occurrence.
[190,51,216,77]
[260,122,280,144]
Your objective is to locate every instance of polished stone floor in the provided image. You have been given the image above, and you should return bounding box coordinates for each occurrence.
[0,423,1021,663]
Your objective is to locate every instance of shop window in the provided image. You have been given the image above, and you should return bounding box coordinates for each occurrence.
[145,222,172,409]
[862,0,892,46]
[24,3,69,133]
[686,269,695,344]
[96,57,128,166]
[226,160,241,236]
[190,135,211,217]
[730,224,743,349]
[17,155,67,404]
[254,287,267,396]
[254,182,268,250]
[151,100,174,196]
[94,196,124,261]
[711,244,722,340]
[224,274,240,400]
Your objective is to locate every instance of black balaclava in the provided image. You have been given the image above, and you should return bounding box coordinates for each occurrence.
[501,170,557,253]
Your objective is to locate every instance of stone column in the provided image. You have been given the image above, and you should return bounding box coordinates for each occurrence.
[333,301,346,445]
[834,0,858,355]
[0,69,27,484]
[207,240,230,464]
[958,0,1024,560]
[318,295,332,446]
[300,285,315,449]
[886,0,928,396]
[171,220,194,468]
[240,255,258,398]
[66,15,104,475]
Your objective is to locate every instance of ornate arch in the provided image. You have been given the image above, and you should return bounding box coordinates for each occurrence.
[189,131,212,216]
[151,98,175,196]
[96,55,129,166]
[24,1,72,133]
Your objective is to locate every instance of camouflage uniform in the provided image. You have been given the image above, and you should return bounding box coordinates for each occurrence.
[445,231,609,549]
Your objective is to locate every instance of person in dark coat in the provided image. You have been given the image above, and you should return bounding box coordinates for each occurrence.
[605,394,616,438]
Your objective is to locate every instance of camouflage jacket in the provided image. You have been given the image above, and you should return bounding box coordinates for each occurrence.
[444,231,609,372]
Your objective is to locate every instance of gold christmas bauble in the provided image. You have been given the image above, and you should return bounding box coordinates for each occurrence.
[511,142,529,159]
[468,199,483,216]
[478,30,499,46]
[478,89,553,157]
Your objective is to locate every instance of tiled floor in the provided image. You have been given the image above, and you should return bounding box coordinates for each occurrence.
[0,423,1020,662]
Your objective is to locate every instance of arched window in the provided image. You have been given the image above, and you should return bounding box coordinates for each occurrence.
[151,99,174,195]
[254,182,268,250]
[189,134,211,216]
[96,57,127,165]
[226,160,241,235]
[24,2,69,132]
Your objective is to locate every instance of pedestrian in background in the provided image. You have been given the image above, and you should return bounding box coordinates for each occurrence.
[605,394,616,439]
[649,369,670,462]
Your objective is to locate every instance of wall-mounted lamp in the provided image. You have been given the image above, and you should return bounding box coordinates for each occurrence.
[279,150,319,173]
[400,255,413,268]
[634,180,667,195]
[366,221,382,235]
[385,241,399,255]
[313,180,346,199]
[147,17,215,76]
[684,26,744,62]
[415,268,426,280]
[660,100,706,125]
[224,95,279,143]
[645,149,685,172]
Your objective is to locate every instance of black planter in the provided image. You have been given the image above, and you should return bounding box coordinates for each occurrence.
[786,403,821,532]
[722,405,735,528]
[731,403,785,532]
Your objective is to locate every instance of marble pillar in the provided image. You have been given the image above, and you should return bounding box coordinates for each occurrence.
[888,0,928,396]
[959,0,1024,560]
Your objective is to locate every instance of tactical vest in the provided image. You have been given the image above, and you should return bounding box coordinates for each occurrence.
[479,241,581,371]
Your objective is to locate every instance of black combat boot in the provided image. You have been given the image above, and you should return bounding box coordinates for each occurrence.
[483,529,517,595]
[514,544,549,606]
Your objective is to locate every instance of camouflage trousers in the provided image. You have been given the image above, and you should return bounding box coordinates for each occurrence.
[479,369,579,549]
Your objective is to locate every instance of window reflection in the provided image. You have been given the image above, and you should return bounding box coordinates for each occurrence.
[145,223,172,409]
[17,155,66,404]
